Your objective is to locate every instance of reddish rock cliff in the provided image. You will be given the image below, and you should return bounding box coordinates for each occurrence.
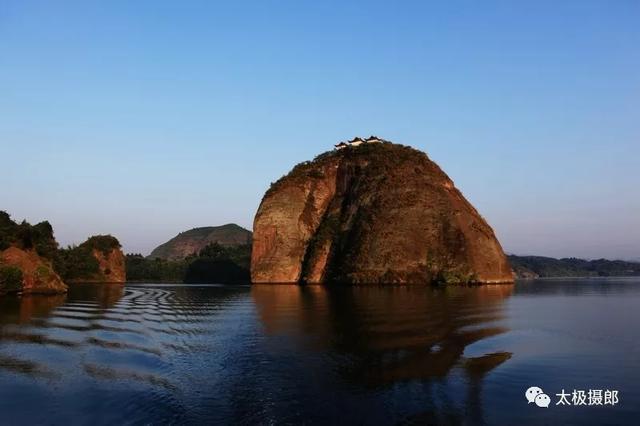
[90,247,126,283]
[251,141,513,285]
[64,235,126,283]
[0,247,68,294]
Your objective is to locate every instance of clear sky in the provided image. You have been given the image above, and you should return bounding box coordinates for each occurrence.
[1,1,639,259]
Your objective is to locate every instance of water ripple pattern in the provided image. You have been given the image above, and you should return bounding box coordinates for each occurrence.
[1,279,639,425]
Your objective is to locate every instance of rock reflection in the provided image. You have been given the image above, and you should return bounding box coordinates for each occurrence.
[253,284,513,422]
[67,283,124,308]
[0,294,67,325]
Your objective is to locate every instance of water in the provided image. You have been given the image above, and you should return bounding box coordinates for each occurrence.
[1,279,639,425]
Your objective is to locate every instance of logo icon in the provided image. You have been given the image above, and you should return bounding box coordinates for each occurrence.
[526,386,551,408]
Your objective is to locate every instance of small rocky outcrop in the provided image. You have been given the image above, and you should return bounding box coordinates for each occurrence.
[73,236,126,283]
[251,140,513,285]
[0,211,126,291]
[0,211,67,295]
[55,235,126,284]
[90,245,126,283]
[0,247,67,295]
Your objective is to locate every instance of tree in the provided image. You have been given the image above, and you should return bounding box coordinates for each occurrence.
[0,266,24,293]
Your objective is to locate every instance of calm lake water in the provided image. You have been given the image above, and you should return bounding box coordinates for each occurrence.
[1,279,639,425]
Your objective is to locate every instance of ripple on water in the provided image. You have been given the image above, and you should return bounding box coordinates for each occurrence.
[1,281,639,425]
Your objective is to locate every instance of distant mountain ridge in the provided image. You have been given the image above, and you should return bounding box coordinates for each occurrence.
[509,255,640,279]
[149,224,251,260]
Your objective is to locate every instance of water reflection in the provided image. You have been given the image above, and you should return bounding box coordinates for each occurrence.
[67,283,124,308]
[0,283,255,424]
[253,284,514,423]
[515,277,640,296]
[0,294,67,324]
[1,280,639,425]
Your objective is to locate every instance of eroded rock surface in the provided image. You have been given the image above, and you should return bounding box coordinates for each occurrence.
[91,247,126,283]
[251,141,513,285]
[0,247,68,294]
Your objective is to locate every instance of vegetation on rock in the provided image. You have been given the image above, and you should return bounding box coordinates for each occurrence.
[509,255,640,278]
[54,245,100,281]
[54,234,124,283]
[0,211,58,260]
[0,212,67,294]
[0,265,24,294]
[81,235,121,254]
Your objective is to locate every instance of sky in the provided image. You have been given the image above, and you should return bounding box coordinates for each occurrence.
[1,0,638,259]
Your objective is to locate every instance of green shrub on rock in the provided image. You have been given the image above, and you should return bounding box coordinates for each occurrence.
[0,266,24,293]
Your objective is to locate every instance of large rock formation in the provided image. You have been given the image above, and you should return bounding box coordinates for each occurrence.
[0,247,67,295]
[251,140,513,284]
[149,224,252,260]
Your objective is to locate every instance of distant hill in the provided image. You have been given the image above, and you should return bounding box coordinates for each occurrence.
[128,242,251,284]
[509,255,640,279]
[149,224,252,260]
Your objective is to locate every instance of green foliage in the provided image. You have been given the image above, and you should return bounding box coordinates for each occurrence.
[0,211,58,259]
[81,235,121,254]
[125,254,187,282]
[54,245,100,281]
[0,211,127,285]
[126,243,251,283]
[0,237,9,252]
[31,221,58,259]
[35,265,51,281]
[0,211,15,251]
[184,258,249,284]
[53,235,122,281]
[433,270,477,285]
[192,242,251,268]
[266,155,337,198]
[0,266,24,293]
[193,242,229,260]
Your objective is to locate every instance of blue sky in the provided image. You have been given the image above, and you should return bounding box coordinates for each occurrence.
[1,0,638,259]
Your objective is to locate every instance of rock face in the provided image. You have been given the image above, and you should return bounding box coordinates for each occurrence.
[0,211,67,295]
[251,141,513,284]
[149,224,252,260]
[58,235,126,284]
[0,247,68,294]
[75,236,126,283]
[90,247,126,283]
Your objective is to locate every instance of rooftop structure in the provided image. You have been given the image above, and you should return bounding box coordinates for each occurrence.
[334,135,387,150]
